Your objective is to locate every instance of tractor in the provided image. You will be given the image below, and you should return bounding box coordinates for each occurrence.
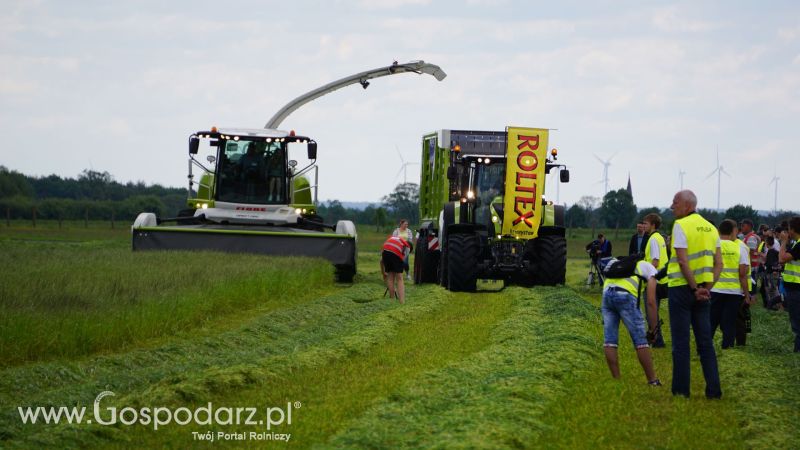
[413,127,569,291]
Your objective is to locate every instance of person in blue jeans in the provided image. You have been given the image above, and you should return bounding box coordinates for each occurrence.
[602,259,661,386]
[667,190,723,398]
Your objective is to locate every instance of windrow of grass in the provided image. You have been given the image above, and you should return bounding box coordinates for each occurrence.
[325,286,599,449]
[0,240,337,367]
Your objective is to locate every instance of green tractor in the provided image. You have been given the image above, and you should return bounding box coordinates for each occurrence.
[413,127,569,291]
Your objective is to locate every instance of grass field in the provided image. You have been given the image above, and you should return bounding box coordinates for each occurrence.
[0,222,798,448]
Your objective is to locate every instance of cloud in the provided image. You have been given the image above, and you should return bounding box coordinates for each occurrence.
[652,6,719,33]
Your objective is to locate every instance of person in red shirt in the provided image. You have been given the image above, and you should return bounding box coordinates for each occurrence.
[381,236,412,303]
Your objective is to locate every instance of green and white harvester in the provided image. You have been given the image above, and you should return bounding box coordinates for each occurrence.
[413,127,570,291]
[131,61,446,282]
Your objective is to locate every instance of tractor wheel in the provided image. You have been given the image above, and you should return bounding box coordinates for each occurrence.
[335,264,356,283]
[533,234,567,285]
[413,229,427,284]
[438,244,449,287]
[447,233,479,292]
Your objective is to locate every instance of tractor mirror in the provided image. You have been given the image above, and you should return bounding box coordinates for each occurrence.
[447,166,458,180]
[560,169,570,183]
[189,136,199,154]
[307,142,317,160]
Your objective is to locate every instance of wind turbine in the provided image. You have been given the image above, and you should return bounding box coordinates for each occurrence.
[678,170,686,190]
[704,147,730,210]
[769,173,780,213]
[594,152,617,195]
[394,145,418,184]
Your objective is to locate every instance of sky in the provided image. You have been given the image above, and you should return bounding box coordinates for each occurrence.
[1,0,798,212]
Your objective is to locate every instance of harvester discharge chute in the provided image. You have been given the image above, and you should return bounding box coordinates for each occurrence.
[413,127,571,291]
[132,128,358,282]
[132,60,447,282]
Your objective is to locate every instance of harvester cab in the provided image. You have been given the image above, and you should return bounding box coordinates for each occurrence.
[413,127,569,291]
[131,127,358,282]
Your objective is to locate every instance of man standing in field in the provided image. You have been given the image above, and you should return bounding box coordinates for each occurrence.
[667,190,723,398]
[643,213,668,348]
[778,217,800,352]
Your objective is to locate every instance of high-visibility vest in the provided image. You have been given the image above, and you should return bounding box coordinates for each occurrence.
[667,212,719,287]
[714,239,744,294]
[784,241,800,285]
[735,238,752,291]
[645,231,668,285]
[604,260,650,297]
[742,231,761,267]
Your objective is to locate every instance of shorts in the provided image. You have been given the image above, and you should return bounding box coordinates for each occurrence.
[601,287,649,349]
[382,251,404,273]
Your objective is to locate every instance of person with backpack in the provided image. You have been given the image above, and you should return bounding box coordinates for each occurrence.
[643,213,668,348]
[600,254,662,386]
[710,219,752,349]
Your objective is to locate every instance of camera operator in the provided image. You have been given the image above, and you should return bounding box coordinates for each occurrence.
[586,233,613,259]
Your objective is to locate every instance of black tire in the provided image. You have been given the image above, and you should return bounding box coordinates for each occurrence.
[533,235,567,285]
[176,208,197,225]
[438,244,449,287]
[335,264,356,283]
[447,233,479,292]
[414,229,427,284]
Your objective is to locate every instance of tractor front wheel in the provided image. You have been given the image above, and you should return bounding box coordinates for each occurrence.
[447,233,479,292]
[533,234,567,285]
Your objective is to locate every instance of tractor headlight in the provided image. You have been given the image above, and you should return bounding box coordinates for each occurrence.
[295,208,302,214]
[491,215,498,223]
[466,190,475,200]
[201,203,208,209]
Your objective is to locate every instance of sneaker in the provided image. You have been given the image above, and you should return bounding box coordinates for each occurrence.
[648,379,662,387]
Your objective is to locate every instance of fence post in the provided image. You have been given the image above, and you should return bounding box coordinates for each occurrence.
[58,213,63,229]
[111,211,115,229]
[85,207,89,228]
[32,207,37,228]
[5,207,9,227]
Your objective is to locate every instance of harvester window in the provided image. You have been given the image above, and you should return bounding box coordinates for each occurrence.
[216,139,287,204]
[474,163,505,228]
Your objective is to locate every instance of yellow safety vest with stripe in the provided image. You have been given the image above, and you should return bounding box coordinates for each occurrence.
[645,231,668,285]
[603,260,649,297]
[715,239,744,294]
[735,239,752,291]
[784,241,800,285]
[667,212,719,287]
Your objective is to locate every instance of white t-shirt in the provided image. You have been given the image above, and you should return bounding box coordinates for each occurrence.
[648,237,661,262]
[604,261,658,294]
[671,221,722,249]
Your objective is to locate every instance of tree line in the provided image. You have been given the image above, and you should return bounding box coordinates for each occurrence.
[566,188,797,232]
[0,166,420,226]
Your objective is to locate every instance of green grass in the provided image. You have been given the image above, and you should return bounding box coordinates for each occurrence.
[1,222,799,449]
[0,232,337,367]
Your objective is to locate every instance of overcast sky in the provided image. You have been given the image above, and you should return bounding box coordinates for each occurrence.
[2,0,798,212]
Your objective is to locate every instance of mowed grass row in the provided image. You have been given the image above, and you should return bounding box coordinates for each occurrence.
[0,237,337,367]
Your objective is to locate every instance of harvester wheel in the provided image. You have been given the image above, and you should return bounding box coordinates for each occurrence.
[447,233,478,292]
[414,229,439,284]
[335,264,356,283]
[533,234,567,285]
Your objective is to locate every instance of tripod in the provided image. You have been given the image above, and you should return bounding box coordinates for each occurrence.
[586,254,605,287]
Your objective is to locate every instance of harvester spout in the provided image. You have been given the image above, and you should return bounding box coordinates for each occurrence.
[264,60,447,129]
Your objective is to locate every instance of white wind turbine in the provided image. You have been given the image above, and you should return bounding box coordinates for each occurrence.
[594,152,617,195]
[704,148,730,210]
[394,145,418,184]
[769,172,780,213]
[678,169,687,190]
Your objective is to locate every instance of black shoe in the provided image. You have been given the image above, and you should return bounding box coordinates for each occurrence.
[652,342,666,348]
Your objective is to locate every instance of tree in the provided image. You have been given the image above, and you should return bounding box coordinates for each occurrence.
[382,182,419,225]
[636,206,661,224]
[724,204,759,225]
[373,207,388,231]
[566,204,590,228]
[599,189,637,229]
[698,209,723,227]
[0,166,34,198]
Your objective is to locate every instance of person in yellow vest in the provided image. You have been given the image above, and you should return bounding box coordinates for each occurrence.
[643,213,668,348]
[667,190,723,398]
[601,258,662,386]
[778,216,800,352]
[710,219,752,349]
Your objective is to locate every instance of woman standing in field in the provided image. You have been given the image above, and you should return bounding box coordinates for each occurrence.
[392,219,415,280]
[382,235,411,303]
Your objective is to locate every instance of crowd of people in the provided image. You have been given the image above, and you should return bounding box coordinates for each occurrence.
[596,190,800,397]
